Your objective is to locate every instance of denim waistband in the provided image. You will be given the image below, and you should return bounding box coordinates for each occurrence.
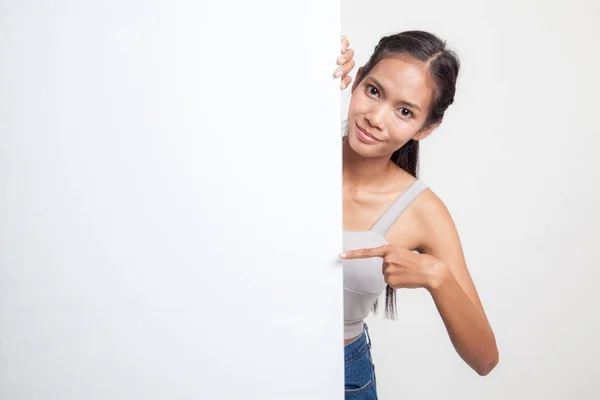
[344,323,371,363]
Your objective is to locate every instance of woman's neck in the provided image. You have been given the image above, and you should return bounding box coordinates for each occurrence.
[342,137,394,191]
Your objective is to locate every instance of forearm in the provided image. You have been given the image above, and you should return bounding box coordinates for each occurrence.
[426,264,499,376]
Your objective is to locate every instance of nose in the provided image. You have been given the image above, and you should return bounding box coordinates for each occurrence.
[365,104,386,131]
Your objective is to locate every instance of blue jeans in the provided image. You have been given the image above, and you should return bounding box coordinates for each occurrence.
[344,324,378,399]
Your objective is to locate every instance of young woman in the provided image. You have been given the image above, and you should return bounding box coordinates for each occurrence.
[333,33,498,399]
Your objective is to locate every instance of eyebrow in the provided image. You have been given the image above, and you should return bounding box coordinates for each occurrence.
[369,77,422,112]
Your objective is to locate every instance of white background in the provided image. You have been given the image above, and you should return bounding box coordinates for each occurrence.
[342,0,600,399]
[0,1,343,399]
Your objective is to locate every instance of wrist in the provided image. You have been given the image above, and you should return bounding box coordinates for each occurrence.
[425,262,450,292]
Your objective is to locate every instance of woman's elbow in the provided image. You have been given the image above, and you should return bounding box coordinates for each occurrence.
[476,349,499,376]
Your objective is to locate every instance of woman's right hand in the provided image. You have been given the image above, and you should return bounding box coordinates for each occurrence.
[334,36,356,90]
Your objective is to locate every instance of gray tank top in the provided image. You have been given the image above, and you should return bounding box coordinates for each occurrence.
[342,179,429,339]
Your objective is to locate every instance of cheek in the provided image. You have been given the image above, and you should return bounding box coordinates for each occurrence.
[387,121,418,145]
[347,98,356,116]
[348,93,368,114]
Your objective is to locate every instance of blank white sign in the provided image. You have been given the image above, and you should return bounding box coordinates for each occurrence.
[0,1,343,398]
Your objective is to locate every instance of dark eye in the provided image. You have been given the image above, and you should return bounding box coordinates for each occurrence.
[366,84,379,97]
[399,107,414,118]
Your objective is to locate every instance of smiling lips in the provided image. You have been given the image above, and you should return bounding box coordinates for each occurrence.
[356,123,382,144]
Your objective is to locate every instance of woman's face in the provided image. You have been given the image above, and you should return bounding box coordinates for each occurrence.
[347,56,438,158]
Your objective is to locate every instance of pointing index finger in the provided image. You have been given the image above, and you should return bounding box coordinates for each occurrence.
[339,245,389,259]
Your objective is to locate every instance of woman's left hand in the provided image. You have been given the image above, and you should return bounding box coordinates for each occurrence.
[339,245,446,290]
[335,35,356,90]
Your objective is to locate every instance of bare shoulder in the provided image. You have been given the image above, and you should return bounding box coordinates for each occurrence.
[410,185,461,254]
[383,168,459,257]
[384,174,457,251]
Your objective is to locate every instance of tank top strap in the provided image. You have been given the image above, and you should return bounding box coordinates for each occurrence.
[370,179,429,236]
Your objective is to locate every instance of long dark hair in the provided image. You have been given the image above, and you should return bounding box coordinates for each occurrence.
[347,30,460,319]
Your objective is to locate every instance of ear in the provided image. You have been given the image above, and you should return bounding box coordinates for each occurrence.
[413,121,441,141]
[351,66,364,92]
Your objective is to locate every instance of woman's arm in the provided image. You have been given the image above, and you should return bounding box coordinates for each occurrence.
[418,191,499,376]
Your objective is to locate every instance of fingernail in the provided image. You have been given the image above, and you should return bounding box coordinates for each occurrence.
[339,253,347,258]
[335,70,343,77]
[341,83,346,90]
[338,57,345,64]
